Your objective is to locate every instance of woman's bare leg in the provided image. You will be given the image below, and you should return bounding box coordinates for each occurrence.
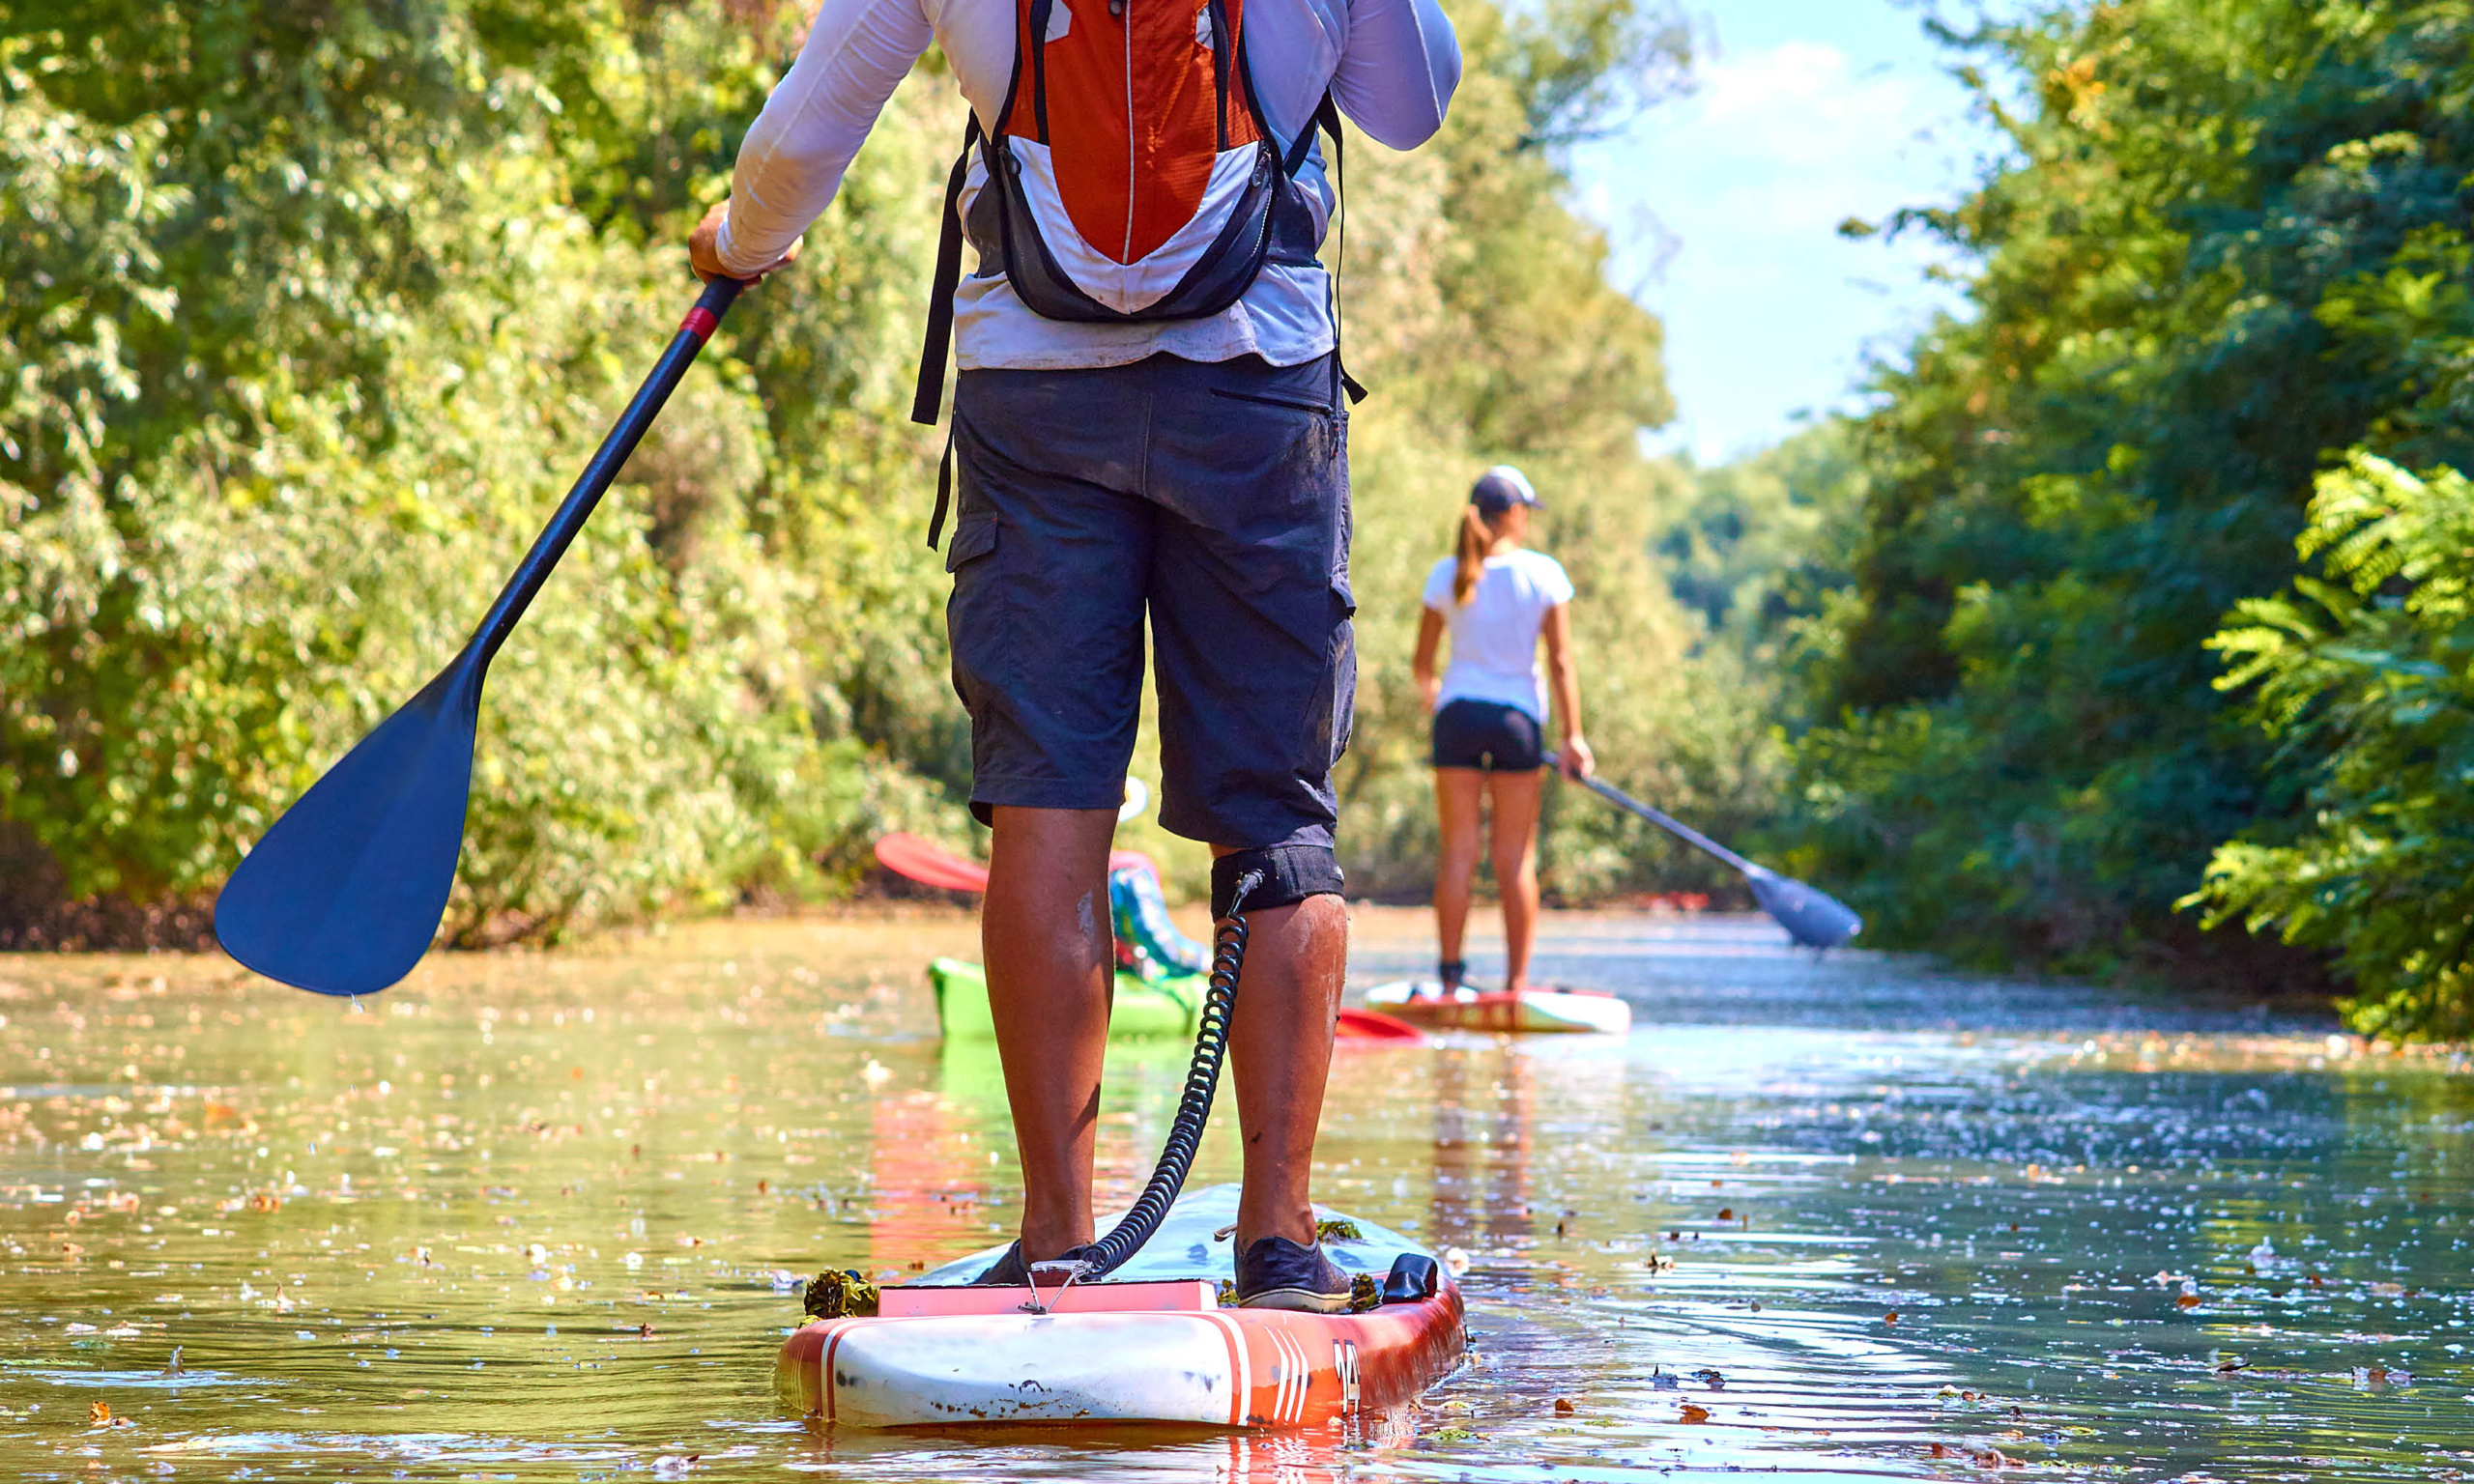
[1433,767,1486,981]
[1485,769,1545,992]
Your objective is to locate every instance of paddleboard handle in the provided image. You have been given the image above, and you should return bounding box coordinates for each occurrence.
[1021,1258,1091,1315]
[1079,870,1263,1278]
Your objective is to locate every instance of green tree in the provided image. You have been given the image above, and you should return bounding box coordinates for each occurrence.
[1791,0,2474,984]
[2190,454,2474,1040]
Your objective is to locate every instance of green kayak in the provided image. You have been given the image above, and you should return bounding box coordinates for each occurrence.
[928,956,1205,1042]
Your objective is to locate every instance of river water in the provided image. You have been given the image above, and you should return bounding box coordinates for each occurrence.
[2,907,2468,1481]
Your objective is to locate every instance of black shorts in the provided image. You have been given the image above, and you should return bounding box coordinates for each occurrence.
[946,353,1353,851]
[1431,699,1544,772]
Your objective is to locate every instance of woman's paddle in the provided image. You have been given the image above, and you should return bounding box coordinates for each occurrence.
[214,277,749,996]
[1547,755,1862,950]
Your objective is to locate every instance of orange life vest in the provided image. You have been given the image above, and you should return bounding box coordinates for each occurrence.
[911,0,1350,543]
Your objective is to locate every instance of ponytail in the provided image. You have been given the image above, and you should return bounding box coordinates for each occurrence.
[1453,507,1490,606]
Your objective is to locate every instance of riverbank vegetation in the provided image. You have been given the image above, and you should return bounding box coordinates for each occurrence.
[1,0,1754,947]
[1775,1,2474,1037]
[21,0,2474,1039]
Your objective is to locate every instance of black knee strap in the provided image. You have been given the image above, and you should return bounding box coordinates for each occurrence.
[1211,844,1344,921]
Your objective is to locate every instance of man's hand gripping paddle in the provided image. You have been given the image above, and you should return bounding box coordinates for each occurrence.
[1547,754,1863,950]
[214,277,749,996]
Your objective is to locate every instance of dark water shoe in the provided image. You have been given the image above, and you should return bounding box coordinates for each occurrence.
[1235,1235,1352,1312]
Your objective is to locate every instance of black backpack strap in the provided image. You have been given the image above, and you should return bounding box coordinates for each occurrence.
[1280,88,1336,179]
[928,425,958,550]
[1290,94,1367,406]
[915,117,982,549]
[912,117,981,433]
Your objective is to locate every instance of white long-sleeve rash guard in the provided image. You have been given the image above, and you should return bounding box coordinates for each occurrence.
[715,0,1460,372]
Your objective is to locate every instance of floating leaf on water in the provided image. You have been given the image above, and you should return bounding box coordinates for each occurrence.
[1679,1403,1711,1424]
[1552,1397,1575,1414]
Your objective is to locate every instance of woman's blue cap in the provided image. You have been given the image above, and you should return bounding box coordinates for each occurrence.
[1470,465,1540,515]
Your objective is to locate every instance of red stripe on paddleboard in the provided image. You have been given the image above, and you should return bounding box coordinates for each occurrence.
[820,1326,844,1424]
[680,306,720,343]
[1201,1312,1249,1427]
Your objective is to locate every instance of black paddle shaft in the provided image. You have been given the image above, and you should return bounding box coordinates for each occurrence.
[473,275,745,664]
[214,275,748,997]
[1546,753,1863,950]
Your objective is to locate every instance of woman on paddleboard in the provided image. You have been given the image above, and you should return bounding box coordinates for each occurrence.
[1412,467,1592,996]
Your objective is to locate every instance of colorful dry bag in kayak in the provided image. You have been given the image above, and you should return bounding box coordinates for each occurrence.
[910,0,1352,542]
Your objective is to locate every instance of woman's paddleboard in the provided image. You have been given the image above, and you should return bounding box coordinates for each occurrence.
[1363,981,1632,1035]
[776,1184,1463,1429]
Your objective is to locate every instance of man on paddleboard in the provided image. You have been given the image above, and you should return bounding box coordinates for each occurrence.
[689,0,1459,1310]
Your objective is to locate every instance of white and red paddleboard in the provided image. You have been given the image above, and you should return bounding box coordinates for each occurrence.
[1362,981,1632,1035]
[774,1184,1463,1429]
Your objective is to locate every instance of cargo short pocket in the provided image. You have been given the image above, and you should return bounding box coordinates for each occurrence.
[1314,492,1356,769]
[944,513,999,573]
[1297,589,1356,773]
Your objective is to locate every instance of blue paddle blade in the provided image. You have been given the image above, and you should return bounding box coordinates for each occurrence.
[214,661,482,996]
[1745,866,1863,950]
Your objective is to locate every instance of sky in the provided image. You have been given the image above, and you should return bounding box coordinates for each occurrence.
[1568,0,2006,463]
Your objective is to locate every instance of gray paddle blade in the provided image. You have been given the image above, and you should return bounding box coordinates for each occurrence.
[1745,867,1863,950]
[214,663,480,996]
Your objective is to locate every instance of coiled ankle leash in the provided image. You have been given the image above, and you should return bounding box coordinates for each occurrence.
[1070,869,1262,1280]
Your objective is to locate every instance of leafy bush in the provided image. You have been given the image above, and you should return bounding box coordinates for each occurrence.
[2189,454,2474,1039]
[1786,1,2474,983]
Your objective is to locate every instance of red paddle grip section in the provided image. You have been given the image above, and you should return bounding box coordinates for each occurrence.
[680,306,721,343]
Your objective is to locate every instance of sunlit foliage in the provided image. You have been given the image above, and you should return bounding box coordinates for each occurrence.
[1790,0,2474,1007]
[2190,455,2474,1041]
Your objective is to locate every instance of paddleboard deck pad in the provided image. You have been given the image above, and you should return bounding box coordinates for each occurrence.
[1363,981,1632,1035]
[775,1184,1463,1429]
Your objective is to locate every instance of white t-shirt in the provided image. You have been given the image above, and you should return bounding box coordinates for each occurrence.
[1421,550,1574,722]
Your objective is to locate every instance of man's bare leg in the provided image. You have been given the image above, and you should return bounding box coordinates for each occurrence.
[1216,852,1349,1252]
[982,805,1120,1262]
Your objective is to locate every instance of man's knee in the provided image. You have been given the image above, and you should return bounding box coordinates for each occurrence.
[1211,843,1344,921]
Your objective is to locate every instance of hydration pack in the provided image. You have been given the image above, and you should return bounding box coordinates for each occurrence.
[912,0,1353,543]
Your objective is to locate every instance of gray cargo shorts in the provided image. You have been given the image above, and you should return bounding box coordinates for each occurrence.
[944,352,1353,852]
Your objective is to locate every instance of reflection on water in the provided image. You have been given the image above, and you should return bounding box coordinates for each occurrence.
[2,906,2469,1481]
